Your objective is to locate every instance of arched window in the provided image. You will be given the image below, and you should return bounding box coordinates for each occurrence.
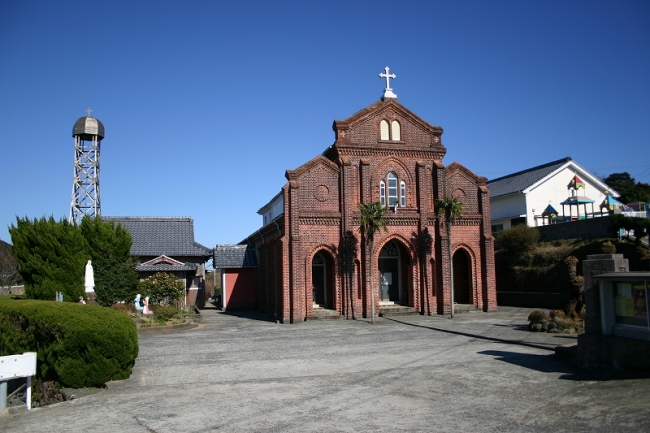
[380,173,406,208]
[387,173,398,206]
[380,120,389,140]
[391,121,401,141]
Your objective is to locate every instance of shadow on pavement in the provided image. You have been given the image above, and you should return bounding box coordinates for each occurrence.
[386,317,555,351]
[479,349,583,379]
[480,349,650,383]
[491,323,530,332]
[217,310,278,323]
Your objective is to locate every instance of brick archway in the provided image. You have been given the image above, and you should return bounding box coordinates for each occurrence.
[305,247,338,316]
[375,237,415,306]
[452,248,472,304]
[451,243,481,308]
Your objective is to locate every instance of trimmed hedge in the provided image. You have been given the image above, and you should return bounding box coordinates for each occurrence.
[0,297,138,388]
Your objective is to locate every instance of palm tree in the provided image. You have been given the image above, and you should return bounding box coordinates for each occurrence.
[357,201,389,323]
[434,197,464,318]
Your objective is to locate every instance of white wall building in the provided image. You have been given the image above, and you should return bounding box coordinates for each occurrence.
[258,191,284,227]
[487,157,618,233]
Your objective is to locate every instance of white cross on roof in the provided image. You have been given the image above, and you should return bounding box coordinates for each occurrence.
[379,66,397,99]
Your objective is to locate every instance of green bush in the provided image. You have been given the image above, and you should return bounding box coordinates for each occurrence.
[152,305,177,321]
[110,302,136,315]
[139,272,185,306]
[601,240,617,254]
[0,297,138,388]
[495,224,541,256]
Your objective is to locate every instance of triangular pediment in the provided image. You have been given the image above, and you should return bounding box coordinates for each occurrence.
[331,99,446,155]
[286,155,339,181]
[446,162,487,186]
[141,255,185,266]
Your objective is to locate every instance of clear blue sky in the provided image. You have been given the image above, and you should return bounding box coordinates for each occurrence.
[1,0,649,247]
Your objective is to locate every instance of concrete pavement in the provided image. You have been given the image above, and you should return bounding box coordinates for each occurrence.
[1,305,649,432]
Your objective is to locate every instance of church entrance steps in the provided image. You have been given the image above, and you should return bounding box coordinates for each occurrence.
[454,303,481,314]
[306,308,344,321]
[379,305,419,317]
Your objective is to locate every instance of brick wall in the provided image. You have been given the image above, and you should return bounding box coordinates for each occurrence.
[247,98,497,322]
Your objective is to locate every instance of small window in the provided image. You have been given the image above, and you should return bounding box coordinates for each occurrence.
[491,224,504,234]
[380,180,386,206]
[400,180,406,207]
[387,173,398,206]
[380,120,389,140]
[391,121,401,141]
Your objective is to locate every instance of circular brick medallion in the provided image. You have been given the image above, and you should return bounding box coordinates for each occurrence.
[314,185,329,202]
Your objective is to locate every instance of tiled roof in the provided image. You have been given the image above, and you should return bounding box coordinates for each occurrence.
[103,217,212,257]
[213,244,258,268]
[486,157,572,198]
[135,263,199,272]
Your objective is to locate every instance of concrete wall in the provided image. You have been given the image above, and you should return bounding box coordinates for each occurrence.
[578,333,650,372]
[537,215,612,241]
[497,291,572,310]
[0,285,24,296]
[577,254,650,372]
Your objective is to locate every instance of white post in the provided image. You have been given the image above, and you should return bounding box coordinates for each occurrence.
[0,381,6,410]
[26,376,31,410]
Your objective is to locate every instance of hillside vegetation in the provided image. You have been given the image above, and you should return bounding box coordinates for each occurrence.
[495,224,650,311]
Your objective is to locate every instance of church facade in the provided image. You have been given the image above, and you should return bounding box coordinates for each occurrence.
[243,73,497,323]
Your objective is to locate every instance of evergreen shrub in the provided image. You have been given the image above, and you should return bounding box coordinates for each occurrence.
[139,272,185,306]
[495,224,540,255]
[152,305,177,321]
[0,297,138,388]
[111,302,136,315]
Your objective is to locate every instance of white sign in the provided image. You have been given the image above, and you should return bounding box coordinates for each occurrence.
[0,352,37,379]
[0,352,37,411]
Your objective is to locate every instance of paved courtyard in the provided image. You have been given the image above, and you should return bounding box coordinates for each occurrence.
[1,306,649,432]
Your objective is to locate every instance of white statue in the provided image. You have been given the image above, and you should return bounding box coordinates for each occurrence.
[84,260,95,293]
[143,296,153,315]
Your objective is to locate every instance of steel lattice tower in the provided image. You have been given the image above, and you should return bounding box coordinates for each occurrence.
[69,109,105,224]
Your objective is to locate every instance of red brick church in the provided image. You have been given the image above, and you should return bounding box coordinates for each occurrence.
[232,68,496,323]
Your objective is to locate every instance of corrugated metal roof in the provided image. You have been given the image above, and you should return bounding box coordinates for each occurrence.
[103,217,212,257]
[486,157,571,198]
[213,244,258,268]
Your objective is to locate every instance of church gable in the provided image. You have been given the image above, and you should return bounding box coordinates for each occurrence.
[244,67,497,322]
[286,156,340,214]
[332,99,446,158]
[446,162,488,214]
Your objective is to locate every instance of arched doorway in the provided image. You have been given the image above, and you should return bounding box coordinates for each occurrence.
[453,249,472,304]
[312,252,332,308]
[378,241,403,304]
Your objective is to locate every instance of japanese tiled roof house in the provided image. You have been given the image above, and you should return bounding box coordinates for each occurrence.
[104,216,212,307]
